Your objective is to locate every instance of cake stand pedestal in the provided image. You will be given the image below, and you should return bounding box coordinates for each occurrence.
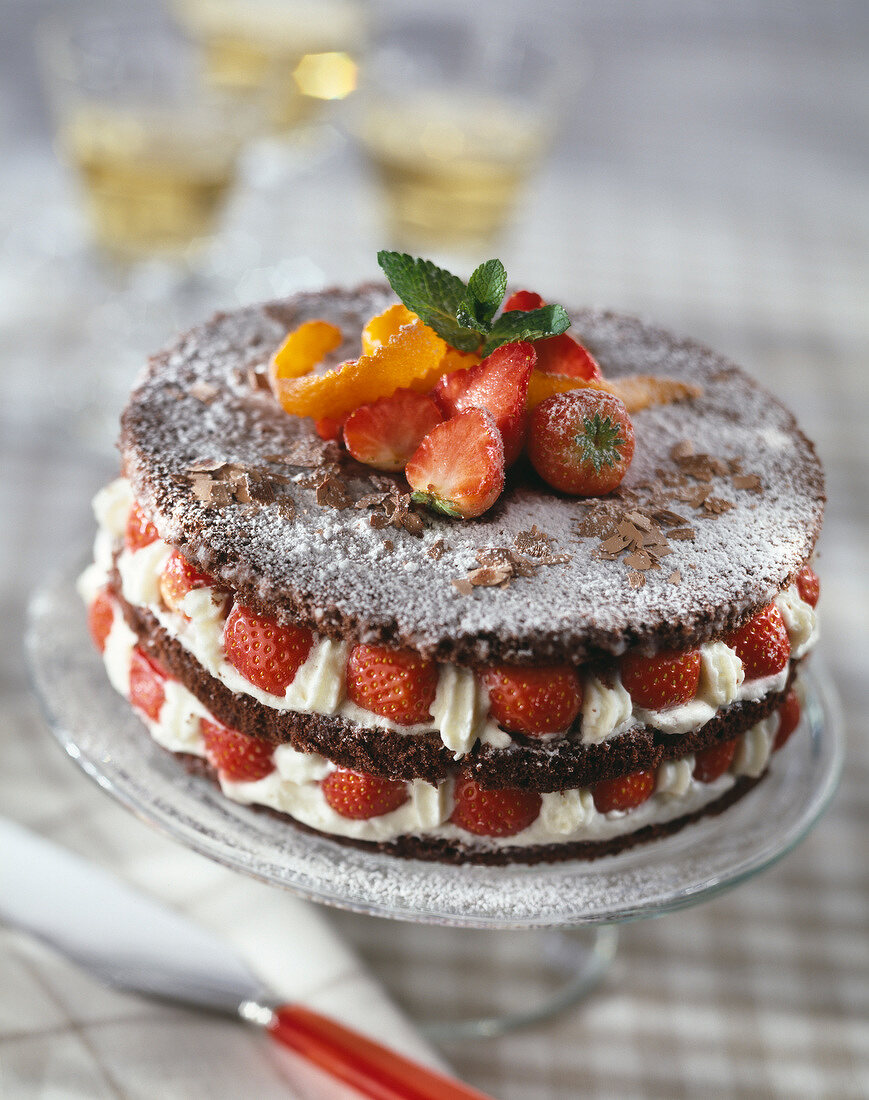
[26,571,843,1040]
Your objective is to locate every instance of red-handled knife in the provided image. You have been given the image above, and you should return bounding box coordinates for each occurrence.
[0,819,491,1100]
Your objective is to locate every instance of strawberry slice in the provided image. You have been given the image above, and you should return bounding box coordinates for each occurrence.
[224,605,313,696]
[480,665,583,737]
[343,388,443,471]
[321,768,409,819]
[534,333,603,382]
[592,768,656,813]
[159,549,218,614]
[795,565,820,607]
[125,502,159,553]
[503,290,544,312]
[201,718,276,782]
[693,738,738,783]
[449,775,541,837]
[346,644,438,727]
[129,648,167,721]
[620,648,702,711]
[432,341,534,465]
[774,689,801,750]
[88,587,114,653]
[405,408,505,519]
[726,604,790,680]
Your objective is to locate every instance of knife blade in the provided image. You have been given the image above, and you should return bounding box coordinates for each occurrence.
[0,819,491,1100]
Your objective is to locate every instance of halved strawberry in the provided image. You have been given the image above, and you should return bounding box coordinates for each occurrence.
[503,290,544,312]
[592,769,656,813]
[224,605,313,696]
[693,738,738,783]
[125,502,159,553]
[726,603,790,680]
[449,775,541,837]
[159,549,218,614]
[346,644,438,727]
[480,665,582,737]
[620,648,702,711]
[88,587,114,653]
[534,333,603,382]
[432,342,534,465]
[201,718,276,782]
[343,388,443,471]
[129,648,167,721]
[321,768,409,819]
[795,565,820,608]
[774,689,801,750]
[405,408,505,519]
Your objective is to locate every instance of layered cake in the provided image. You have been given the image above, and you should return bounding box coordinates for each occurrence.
[78,259,824,863]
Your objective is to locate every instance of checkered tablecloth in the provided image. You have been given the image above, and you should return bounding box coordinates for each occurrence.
[2,3,868,1097]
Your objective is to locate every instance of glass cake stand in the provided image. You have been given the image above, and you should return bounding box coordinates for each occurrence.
[26,569,844,1040]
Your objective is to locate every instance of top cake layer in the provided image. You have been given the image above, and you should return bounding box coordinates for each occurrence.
[120,285,824,666]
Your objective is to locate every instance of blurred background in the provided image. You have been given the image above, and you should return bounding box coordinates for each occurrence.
[2,1,867,1097]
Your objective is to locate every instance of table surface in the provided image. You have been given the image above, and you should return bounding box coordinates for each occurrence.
[2,2,868,1097]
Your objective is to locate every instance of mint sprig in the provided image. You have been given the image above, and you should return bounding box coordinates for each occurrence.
[377,250,570,356]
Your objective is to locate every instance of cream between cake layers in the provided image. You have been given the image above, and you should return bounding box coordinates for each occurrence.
[79,280,824,863]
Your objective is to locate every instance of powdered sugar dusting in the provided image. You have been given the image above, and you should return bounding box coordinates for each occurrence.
[120,291,824,664]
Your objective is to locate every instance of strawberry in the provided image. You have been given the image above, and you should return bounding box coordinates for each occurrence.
[224,605,313,696]
[315,415,347,441]
[125,502,159,553]
[88,587,114,653]
[503,289,544,312]
[449,775,541,837]
[321,768,409,819]
[528,389,635,496]
[346,644,438,726]
[480,665,582,737]
[693,738,738,783]
[129,648,167,721]
[592,769,656,813]
[432,342,534,465]
[159,549,217,614]
[343,388,443,471]
[533,333,603,382]
[774,689,801,750]
[200,718,276,782]
[620,648,702,710]
[795,565,820,607]
[726,603,790,680]
[405,408,505,519]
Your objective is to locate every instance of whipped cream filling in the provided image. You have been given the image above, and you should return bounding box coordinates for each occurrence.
[86,478,818,759]
[91,585,783,848]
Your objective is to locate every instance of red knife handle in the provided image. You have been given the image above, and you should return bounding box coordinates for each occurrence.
[267,1004,493,1100]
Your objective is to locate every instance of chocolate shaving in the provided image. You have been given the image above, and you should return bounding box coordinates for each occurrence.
[247,366,272,392]
[467,564,513,588]
[667,570,681,584]
[704,496,734,515]
[189,381,220,404]
[316,475,352,510]
[671,439,695,461]
[628,569,646,589]
[265,442,329,468]
[732,474,762,492]
[427,538,447,560]
[668,527,696,540]
[452,578,473,596]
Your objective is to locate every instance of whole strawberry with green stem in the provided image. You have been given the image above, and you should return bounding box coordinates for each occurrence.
[528,389,635,496]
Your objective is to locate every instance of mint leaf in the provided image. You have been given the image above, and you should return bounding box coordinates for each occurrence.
[482,304,570,356]
[465,259,507,328]
[378,250,571,357]
[377,251,480,351]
